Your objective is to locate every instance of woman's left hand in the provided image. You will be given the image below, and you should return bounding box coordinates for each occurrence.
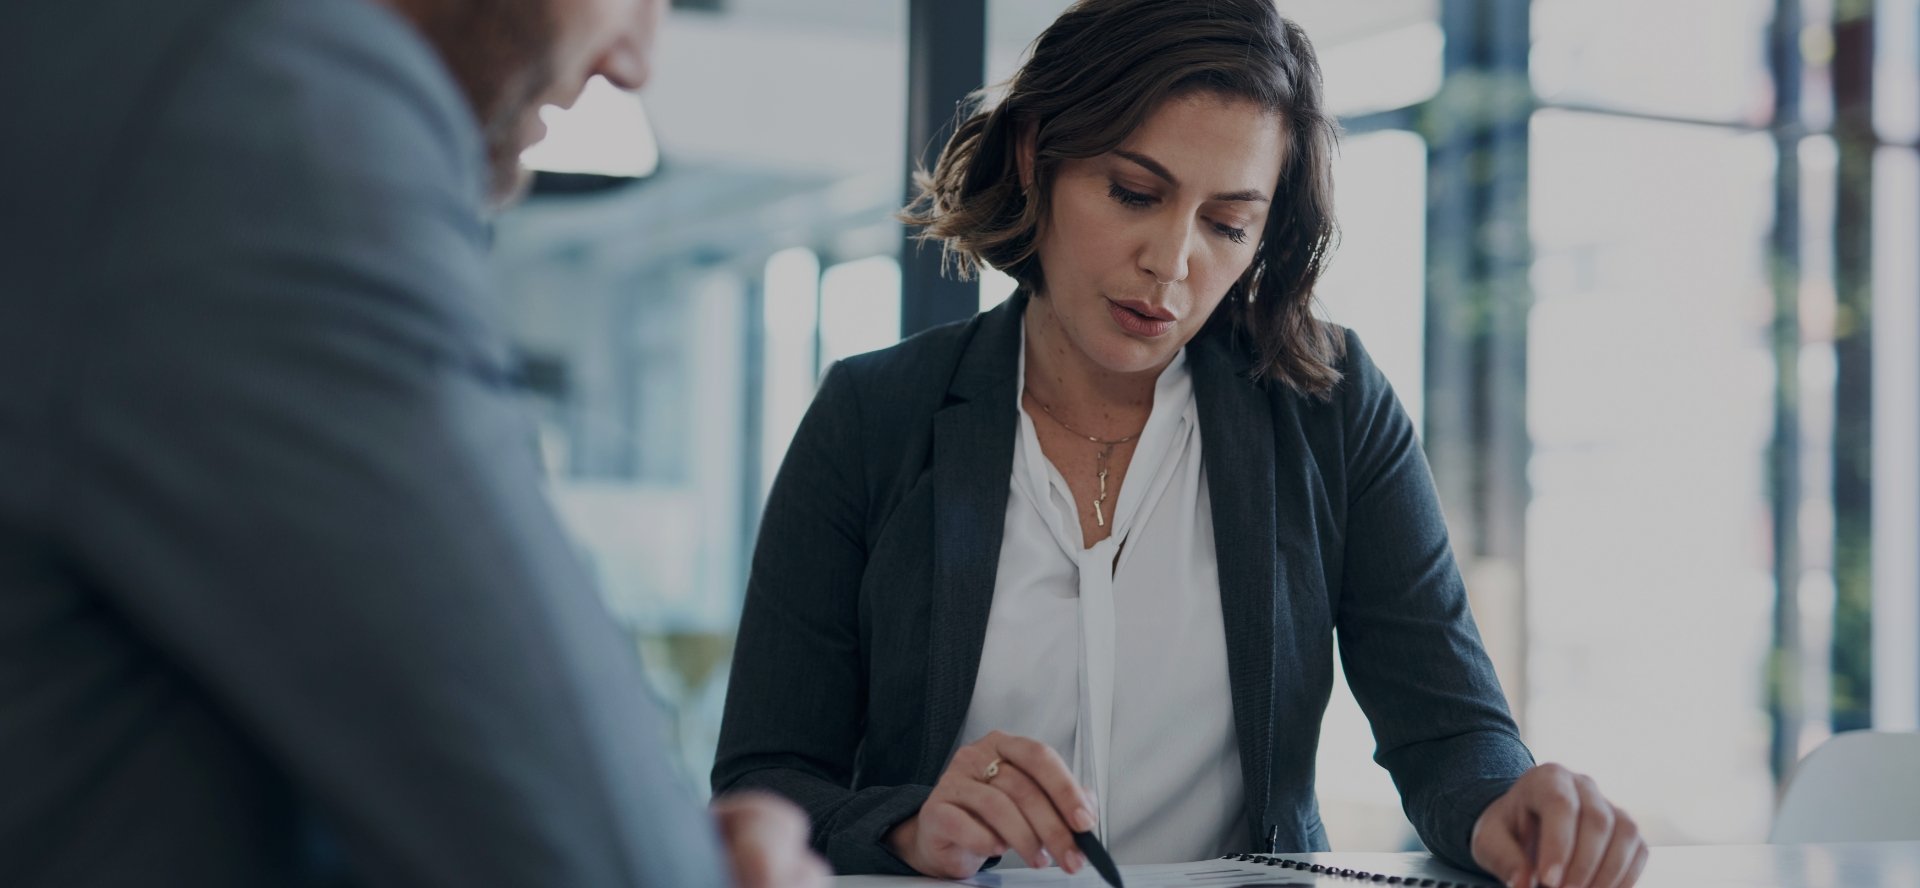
[1470,763,1648,888]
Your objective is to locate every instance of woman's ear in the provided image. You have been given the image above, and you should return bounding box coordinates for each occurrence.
[1015,121,1038,192]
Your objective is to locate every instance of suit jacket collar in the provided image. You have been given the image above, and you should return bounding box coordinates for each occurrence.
[920,294,1024,779]
[920,297,1281,850]
[1187,324,1281,849]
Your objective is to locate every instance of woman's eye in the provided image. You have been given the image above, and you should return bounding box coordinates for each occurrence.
[1108,179,1250,244]
[1107,181,1155,208]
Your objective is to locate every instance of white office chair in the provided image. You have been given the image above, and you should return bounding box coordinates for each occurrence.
[1769,730,1920,843]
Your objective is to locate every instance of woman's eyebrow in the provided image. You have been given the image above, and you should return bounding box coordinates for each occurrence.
[1114,149,1271,204]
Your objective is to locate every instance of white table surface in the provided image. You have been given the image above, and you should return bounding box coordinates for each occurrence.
[830,842,1920,887]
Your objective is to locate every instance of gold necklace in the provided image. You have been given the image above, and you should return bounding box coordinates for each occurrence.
[1028,393,1144,528]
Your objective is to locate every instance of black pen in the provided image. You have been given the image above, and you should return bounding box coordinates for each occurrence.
[1072,830,1124,888]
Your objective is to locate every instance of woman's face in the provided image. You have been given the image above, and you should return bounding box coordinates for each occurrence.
[1026,93,1287,375]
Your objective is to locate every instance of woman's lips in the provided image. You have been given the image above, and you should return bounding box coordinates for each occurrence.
[1107,298,1177,337]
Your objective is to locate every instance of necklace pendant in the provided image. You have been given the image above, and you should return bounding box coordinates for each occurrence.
[1094,499,1106,527]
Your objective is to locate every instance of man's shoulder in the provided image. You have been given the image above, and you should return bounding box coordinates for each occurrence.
[177,0,484,195]
[5,0,475,179]
[4,0,506,414]
[1,0,485,277]
[95,0,496,291]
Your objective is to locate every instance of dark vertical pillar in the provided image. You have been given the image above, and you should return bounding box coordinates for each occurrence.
[1913,0,1920,729]
[739,272,767,580]
[1830,0,1876,734]
[1425,0,1534,714]
[1767,0,1806,782]
[901,0,987,337]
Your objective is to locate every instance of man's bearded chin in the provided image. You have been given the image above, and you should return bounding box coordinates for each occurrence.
[399,0,558,209]
[481,95,544,210]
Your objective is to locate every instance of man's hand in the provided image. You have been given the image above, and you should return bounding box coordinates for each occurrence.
[712,792,831,888]
[1471,764,1648,888]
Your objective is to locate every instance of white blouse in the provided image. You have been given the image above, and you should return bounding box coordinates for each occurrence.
[954,331,1245,866]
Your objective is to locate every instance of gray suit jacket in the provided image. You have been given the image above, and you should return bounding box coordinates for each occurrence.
[714,292,1533,876]
[0,0,727,885]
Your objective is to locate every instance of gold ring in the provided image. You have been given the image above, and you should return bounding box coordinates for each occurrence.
[982,757,1002,782]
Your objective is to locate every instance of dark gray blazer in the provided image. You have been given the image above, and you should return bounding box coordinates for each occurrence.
[714,292,1533,876]
[0,0,725,885]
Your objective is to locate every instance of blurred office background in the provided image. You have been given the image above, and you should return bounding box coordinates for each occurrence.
[485,0,1920,853]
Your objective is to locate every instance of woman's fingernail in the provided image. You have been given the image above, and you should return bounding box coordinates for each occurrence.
[1073,809,1096,832]
[1035,849,1051,868]
[1544,864,1564,886]
[1070,851,1088,872]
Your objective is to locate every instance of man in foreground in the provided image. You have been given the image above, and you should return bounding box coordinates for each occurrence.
[0,0,823,885]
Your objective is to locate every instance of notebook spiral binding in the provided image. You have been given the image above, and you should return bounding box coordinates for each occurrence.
[1217,853,1484,887]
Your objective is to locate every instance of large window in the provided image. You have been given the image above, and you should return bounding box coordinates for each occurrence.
[1526,112,1779,841]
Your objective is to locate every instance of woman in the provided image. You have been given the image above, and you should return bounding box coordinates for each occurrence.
[715,2,1646,887]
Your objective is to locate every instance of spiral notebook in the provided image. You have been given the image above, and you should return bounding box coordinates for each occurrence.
[958,852,1497,888]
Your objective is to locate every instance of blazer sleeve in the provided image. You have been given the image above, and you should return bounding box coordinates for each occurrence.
[712,361,934,876]
[59,5,728,886]
[1329,330,1536,873]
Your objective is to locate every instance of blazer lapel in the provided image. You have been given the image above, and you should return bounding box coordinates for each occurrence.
[919,294,1025,780]
[1188,327,1281,849]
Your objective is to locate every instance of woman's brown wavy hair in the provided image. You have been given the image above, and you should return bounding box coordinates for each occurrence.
[902,0,1345,396]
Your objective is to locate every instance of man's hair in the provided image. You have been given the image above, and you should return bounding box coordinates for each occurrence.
[902,0,1345,396]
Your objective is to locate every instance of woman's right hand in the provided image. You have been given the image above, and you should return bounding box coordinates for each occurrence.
[885,730,1099,880]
